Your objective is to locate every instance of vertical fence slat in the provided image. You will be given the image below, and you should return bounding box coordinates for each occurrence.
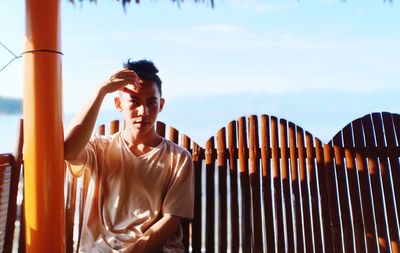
[315,138,332,252]
[17,119,25,253]
[361,114,391,251]
[156,121,166,138]
[352,118,379,253]
[289,122,305,253]
[306,133,323,252]
[271,116,285,252]
[217,128,228,253]
[297,127,314,253]
[228,121,240,253]
[280,119,294,252]
[169,127,179,144]
[191,142,202,253]
[382,113,400,222]
[238,117,252,252]
[261,115,275,252]
[371,113,400,252]
[342,123,367,253]
[97,124,105,135]
[249,115,263,252]
[109,119,119,135]
[323,143,343,252]
[205,137,215,253]
[181,134,192,253]
[332,132,355,252]
[65,172,77,253]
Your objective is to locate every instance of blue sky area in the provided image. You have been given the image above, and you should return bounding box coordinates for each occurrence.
[0,0,400,145]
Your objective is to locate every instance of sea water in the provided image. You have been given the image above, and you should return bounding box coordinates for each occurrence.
[0,114,21,153]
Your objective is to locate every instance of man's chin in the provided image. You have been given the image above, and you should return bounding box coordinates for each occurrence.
[133,124,152,133]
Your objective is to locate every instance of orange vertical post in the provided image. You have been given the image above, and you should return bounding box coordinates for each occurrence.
[24,0,65,252]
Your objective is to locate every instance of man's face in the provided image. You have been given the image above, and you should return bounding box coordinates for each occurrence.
[115,80,164,135]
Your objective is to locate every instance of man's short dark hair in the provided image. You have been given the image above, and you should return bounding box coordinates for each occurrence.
[123,59,162,96]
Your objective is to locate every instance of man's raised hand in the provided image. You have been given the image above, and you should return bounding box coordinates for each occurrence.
[101,69,142,94]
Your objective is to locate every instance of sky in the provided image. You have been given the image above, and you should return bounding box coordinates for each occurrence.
[1,0,400,145]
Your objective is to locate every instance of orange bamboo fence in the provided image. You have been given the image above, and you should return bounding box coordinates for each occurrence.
[10,111,400,252]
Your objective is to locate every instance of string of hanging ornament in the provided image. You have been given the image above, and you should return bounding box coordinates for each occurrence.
[0,41,64,73]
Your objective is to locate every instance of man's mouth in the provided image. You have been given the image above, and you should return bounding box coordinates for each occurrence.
[133,120,149,125]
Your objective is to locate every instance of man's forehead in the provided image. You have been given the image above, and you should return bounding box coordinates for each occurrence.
[122,80,159,96]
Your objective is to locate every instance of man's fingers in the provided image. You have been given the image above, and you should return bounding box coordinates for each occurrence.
[115,69,140,79]
[114,73,141,84]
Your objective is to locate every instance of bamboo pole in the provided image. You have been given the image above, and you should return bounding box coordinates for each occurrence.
[23,0,65,252]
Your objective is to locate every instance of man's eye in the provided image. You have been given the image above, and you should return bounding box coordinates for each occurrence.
[148,101,158,107]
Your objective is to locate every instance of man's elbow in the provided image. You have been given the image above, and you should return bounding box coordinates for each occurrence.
[64,141,83,162]
[64,141,75,161]
[165,215,181,232]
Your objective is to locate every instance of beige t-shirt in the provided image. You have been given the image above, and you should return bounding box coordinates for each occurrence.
[68,132,194,253]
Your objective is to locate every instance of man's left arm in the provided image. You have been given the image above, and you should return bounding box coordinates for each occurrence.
[129,215,181,253]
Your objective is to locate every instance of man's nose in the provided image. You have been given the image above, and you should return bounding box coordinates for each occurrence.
[137,104,149,116]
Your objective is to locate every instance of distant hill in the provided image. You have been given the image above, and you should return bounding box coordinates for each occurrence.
[0,96,22,114]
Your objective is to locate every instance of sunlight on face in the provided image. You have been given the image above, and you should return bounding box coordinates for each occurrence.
[115,81,164,134]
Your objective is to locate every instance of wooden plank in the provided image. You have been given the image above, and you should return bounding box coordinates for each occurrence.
[97,124,105,135]
[181,134,191,253]
[65,172,77,253]
[331,132,355,252]
[4,119,23,253]
[323,144,343,252]
[0,155,13,253]
[352,118,379,253]
[169,127,179,144]
[13,118,24,167]
[382,112,400,222]
[205,137,215,253]
[238,117,252,252]
[109,119,120,134]
[217,128,228,253]
[271,116,285,252]
[392,113,400,147]
[191,142,203,253]
[288,121,305,253]
[371,113,400,252]
[305,132,323,252]
[279,118,294,252]
[361,114,391,251]
[342,123,367,253]
[248,115,263,252]
[260,115,275,252]
[18,166,25,253]
[77,168,90,253]
[315,138,332,252]
[156,121,166,138]
[297,127,314,253]
[227,121,240,253]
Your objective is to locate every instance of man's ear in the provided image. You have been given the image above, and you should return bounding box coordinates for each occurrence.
[114,96,123,112]
[159,98,165,112]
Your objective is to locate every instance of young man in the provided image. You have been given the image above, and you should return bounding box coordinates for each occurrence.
[64,60,194,253]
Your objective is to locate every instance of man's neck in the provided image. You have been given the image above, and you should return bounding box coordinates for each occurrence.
[121,128,162,156]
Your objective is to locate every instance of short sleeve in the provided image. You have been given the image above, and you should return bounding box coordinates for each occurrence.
[66,135,100,177]
[162,150,194,219]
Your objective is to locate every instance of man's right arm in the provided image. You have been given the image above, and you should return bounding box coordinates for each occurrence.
[64,86,107,164]
[64,69,141,164]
